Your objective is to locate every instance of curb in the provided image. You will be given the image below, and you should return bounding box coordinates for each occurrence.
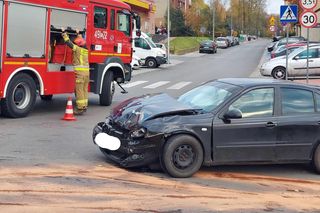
[250,48,269,78]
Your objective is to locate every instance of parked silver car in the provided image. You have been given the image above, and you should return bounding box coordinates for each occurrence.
[261,45,320,79]
[216,37,229,48]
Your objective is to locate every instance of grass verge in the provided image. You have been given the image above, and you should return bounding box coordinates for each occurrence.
[169,37,210,55]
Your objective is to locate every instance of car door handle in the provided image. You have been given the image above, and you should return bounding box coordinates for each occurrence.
[309,60,314,62]
[266,122,277,128]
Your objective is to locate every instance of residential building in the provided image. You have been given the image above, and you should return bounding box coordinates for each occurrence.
[154,0,191,29]
[122,0,156,34]
[299,4,320,41]
[285,0,320,41]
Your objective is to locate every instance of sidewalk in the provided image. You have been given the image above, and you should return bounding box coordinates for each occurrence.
[132,57,183,76]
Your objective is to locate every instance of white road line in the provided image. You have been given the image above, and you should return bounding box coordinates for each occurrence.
[143,81,170,89]
[122,81,148,88]
[167,82,192,90]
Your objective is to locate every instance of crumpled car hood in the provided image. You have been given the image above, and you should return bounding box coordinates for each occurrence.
[110,93,195,130]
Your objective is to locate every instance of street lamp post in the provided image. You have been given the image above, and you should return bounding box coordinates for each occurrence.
[212,0,215,40]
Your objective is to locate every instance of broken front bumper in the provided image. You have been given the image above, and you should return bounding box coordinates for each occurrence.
[93,122,162,168]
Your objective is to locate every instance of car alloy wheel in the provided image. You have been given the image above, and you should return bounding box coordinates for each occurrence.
[272,67,286,80]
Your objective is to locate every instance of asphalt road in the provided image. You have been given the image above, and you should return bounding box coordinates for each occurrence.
[1,39,320,212]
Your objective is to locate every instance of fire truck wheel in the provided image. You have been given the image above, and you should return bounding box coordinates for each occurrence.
[40,95,53,101]
[99,71,114,106]
[1,73,36,118]
[146,58,157,68]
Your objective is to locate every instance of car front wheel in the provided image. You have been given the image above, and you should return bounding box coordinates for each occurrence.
[162,135,203,178]
[272,67,286,80]
[313,144,320,174]
[146,58,157,68]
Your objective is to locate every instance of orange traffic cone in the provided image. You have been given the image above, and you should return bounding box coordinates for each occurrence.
[62,97,76,121]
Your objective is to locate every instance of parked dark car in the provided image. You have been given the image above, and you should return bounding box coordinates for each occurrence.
[93,78,320,178]
[199,40,217,54]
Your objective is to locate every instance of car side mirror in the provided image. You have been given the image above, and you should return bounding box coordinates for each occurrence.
[223,109,242,121]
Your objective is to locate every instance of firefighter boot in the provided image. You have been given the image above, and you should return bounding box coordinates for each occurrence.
[74,108,86,115]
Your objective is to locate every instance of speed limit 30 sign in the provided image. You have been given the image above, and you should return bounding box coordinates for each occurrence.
[299,0,317,10]
[300,11,318,28]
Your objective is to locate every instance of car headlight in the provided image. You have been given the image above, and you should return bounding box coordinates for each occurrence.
[157,51,164,57]
[130,128,146,139]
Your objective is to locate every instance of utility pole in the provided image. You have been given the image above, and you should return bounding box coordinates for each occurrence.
[212,0,215,40]
[167,0,170,64]
[230,0,233,36]
[241,0,244,33]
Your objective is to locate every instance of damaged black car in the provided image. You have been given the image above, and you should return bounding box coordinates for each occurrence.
[93,78,320,178]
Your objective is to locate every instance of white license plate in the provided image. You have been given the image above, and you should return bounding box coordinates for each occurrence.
[95,133,121,151]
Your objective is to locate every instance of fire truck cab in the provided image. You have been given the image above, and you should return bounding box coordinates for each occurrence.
[0,0,140,118]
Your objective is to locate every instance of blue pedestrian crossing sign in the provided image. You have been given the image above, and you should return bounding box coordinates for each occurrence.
[280,5,298,23]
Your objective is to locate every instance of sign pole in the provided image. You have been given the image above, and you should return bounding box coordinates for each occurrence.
[285,24,289,81]
[307,28,310,84]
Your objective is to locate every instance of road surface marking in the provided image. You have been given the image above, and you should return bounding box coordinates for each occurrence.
[167,82,192,90]
[123,81,148,88]
[143,81,170,89]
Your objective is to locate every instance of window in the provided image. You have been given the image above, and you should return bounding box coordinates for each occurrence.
[110,9,115,30]
[94,7,107,29]
[134,38,150,50]
[117,12,130,36]
[178,81,239,112]
[229,88,274,118]
[281,88,315,115]
[316,93,320,112]
[7,3,46,58]
[296,48,318,59]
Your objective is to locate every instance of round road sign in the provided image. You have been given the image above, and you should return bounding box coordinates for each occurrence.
[300,11,318,28]
[299,0,317,10]
[269,26,275,32]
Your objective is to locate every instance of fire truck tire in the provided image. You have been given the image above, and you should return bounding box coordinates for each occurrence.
[99,71,114,106]
[1,73,36,118]
[40,95,53,101]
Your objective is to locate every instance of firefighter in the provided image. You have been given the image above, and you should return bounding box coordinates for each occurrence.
[61,28,89,115]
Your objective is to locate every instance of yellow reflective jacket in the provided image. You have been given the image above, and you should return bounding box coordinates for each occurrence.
[62,33,89,72]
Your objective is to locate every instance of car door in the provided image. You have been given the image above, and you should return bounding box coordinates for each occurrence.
[133,37,151,64]
[276,87,320,161]
[91,6,113,57]
[212,87,277,164]
[290,48,318,76]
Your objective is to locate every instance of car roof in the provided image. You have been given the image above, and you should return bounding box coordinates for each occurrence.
[215,78,319,89]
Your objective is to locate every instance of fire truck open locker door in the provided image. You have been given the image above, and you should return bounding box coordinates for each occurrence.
[48,9,87,94]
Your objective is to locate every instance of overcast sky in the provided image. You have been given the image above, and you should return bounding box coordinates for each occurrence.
[266,0,284,15]
[205,0,284,15]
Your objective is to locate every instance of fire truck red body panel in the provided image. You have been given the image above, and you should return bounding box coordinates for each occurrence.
[0,0,137,117]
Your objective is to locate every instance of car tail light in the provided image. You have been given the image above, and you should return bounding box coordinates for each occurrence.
[271,53,275,58]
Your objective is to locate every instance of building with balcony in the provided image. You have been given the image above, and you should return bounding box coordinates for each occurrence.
[122,0,156,33]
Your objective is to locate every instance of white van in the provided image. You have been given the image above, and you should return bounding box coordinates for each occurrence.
[132,32,167,68]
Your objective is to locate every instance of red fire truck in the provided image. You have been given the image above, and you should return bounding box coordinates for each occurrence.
[0,0,141,118]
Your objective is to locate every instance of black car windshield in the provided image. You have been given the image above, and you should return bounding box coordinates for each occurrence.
[178,81,240,112]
